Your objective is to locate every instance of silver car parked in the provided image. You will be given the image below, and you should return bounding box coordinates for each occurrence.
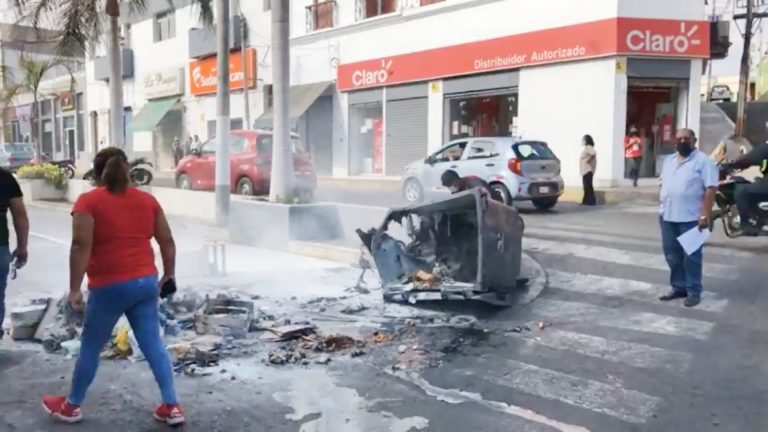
[401,137,564,210]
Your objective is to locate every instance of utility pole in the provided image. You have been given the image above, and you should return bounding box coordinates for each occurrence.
[215,0,231,227]
[240,9,251,131]
[106,0,124,149]
[735,0,754,136]
[706,0,717,99]
[269,0,295,202]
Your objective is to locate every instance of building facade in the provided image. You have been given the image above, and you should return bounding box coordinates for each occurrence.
[87,0,709,186]
[0,23,86,161]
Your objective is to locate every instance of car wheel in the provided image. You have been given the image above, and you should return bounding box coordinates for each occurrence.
[489,183,512,205]
[532,197,558,211]
[236,177,254,196]
[403,178,424,203]
[177,174,192,190]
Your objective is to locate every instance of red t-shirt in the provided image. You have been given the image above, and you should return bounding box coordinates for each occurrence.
[72,187,160,288]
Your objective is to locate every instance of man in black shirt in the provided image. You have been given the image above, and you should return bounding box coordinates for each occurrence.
[0,168,28,339]
[721,144,768,236]
[441,169,505,202]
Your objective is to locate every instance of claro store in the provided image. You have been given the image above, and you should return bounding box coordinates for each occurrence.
[335,16,709,186]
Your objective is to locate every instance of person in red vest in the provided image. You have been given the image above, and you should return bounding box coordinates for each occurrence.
[624,126,643,187]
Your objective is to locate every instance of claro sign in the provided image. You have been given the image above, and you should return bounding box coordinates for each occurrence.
[351,59,393,87]
[189,48,257,96]
[336,18,710,91]
[619,21,708,56]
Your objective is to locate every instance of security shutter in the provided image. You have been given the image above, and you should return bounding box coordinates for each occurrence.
[385,97,428,176]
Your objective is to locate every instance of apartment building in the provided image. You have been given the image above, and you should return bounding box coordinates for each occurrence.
[87,0,709,185]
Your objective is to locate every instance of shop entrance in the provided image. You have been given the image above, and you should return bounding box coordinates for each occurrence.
[444,89,519,142]
[626,80,687,179]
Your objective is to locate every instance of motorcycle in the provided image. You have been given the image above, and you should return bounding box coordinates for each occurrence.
[711,167,768,237]
[83,157,154,186]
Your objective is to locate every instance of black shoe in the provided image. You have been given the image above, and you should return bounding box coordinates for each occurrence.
[659,291,687,301]
[684,296,701,308]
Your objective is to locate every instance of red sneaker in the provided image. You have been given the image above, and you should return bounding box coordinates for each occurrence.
[42,395,82,423]
[154,403,185,425]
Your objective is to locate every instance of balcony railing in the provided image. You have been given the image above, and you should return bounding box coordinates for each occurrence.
[306,0,336,32]
[93,48,134,81]
[188,15,243,59]
[355,0,445,21]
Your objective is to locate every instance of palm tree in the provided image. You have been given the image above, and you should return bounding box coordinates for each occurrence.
[13,0,214,149]
[0,55,77,158]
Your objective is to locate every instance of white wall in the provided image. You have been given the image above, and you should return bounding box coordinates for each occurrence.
[426,80,443,154]
[518,58,626,187]
[618,0,704,20]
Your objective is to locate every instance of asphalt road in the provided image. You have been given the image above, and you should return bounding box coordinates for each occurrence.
[2,204,768,431]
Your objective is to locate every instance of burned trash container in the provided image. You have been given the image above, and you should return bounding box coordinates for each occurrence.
[357,188,525,306]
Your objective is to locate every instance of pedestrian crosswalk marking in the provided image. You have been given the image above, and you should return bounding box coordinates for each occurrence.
[525,226,756,258]
[531,299,714,340]
[523,237,734,278]
[464,358,662,424]
[512,328,692,372]
[547,270,729,313]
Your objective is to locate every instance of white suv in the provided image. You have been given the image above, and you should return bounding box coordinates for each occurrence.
[401,137,564,210]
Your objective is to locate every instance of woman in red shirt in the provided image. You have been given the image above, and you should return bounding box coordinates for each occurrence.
[42,147,184,426]
[624,127,644,187]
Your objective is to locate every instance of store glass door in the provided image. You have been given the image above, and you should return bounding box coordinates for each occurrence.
[625,80,686,179]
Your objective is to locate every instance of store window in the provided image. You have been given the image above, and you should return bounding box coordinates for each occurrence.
[446,91,518,141]
[154,10,176,42]
[349,102,384,175]
[364,0,397,19]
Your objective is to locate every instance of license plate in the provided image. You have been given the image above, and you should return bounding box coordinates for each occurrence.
[539,186,551,194]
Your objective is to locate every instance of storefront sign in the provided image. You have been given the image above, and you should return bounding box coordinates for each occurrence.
[189,48,257,96]
[142,67,185,99]
[337,18,709,91]
[372,118,384,174]
[59,92,75,112]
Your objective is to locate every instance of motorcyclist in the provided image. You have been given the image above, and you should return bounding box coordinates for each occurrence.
[720,143,768,236]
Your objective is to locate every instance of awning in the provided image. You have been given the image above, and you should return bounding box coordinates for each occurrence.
[253,81,332,129]
[131,97,179,132]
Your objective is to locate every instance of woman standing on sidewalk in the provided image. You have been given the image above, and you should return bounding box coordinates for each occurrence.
[42,147,184,426]
[580,134,597,206]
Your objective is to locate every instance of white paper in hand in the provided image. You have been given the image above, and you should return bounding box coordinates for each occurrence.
[677,226,710,256]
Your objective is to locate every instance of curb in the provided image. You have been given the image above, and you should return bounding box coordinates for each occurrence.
[287,240,548,306]
[27,201,70,212]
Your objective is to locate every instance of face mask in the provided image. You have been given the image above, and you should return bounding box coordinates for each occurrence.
[676,139,693,157]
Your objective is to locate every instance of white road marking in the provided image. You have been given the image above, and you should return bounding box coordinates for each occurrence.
[465,359,662,424]
[30,232,68,245]
[532,299,714,340]
[401,373,592,432]
[525,226,755,258]
[547,270,729,313]
[523,237,733,278]
[513,328,692,372]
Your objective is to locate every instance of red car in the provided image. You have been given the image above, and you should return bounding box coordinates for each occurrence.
[175,129,317,196]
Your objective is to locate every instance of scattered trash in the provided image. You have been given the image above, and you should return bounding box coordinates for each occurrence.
[538,321,550,331]
[61,340,81,358]
[398,345,408,354]
[195,295,255,338]
[340,303,369,315]
[372,331,393,344]
[260,325,317,342]
[350,349,366,358]
[314,355,331,365]
[507,325,532,334]
[10,301,49,340]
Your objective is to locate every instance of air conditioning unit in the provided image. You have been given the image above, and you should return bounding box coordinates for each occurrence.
[710,21,731,60]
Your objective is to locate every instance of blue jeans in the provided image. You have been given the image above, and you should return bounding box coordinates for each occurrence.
[659,217,703,298]
[0,246,11,332]
[68,275,177,406]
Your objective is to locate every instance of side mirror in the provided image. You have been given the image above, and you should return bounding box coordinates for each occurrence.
[425,156,435,165]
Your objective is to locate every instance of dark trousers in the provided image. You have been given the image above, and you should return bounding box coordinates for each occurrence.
[659,217,703,298]
[628,157,642,186]
[582,172,596,205]
[735,181,768,226]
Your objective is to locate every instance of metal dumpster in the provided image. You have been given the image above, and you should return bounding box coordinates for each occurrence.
[357,188,525,306]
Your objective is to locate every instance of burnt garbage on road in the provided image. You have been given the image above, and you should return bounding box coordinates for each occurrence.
[357,189,527,306]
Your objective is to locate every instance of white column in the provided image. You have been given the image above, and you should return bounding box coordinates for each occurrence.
[427,80,444,153]
[686,59,703,136]
[331,89,349,177]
